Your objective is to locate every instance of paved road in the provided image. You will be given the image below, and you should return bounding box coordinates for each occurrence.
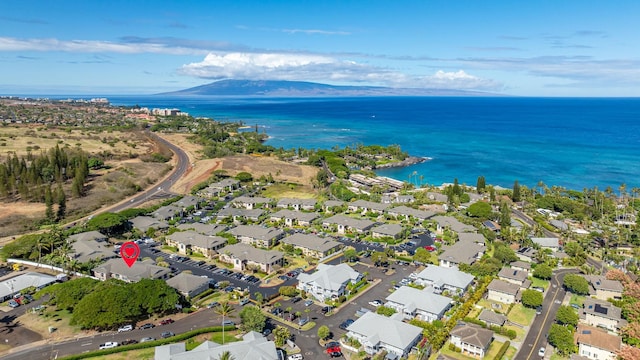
[511,208,558,238]
[108,131,190,213]
[514,268,578,360]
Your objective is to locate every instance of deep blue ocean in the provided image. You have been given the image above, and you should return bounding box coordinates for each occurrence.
[107,96,640,191]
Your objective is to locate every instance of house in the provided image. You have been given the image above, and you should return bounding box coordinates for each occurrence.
[482,220,501,233]
[414,265,475,296]
[487,279,520,304]
[69,238,116,263]
[581,298,627,333]
[173,195,203,210]
[166,231,227,258]
[449,322,494,358]
[550,219,569,231]
[497,267,531,289]
[217,208,264,222]
[371,223,404,239]
[385,286,452,322]
[129,216,169,233]
[346,312,423,358]
[276,198,316,211]
[67,231,107,243]
[232,196,272,210]
[152,205,182,221]
[431,215,476,234]
[574,324,621,360]
[322,214,375,234]
[381,193,415,204]
[516,247,538,262]
[280,233,342,259]
[269,209,319,227]
[438,240,484,269]
[297,263,362,301]
[227,225,285,248]
[93,258,171,283]
[531,237,560,251]
[458,233,486,246]
[478,309,507,327]
[425,192,448,203]
[201,178,240,197]
[386,206,435,222]
[218,243,284,274]
[584,275,623,301]
[176,223,227,236]
[509,261,531,274]
[154,331,278,360]
[347,199,390,214]
[323,200,345,212]
[166,272,209,298]
[0,272,57,301]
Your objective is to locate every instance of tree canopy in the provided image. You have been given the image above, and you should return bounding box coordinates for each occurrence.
[556,305,579,327]
[563,274,590,295]
[521,289,544,308]
[467,201,493,218]
[238,305,266,332]
[533,264,553,280]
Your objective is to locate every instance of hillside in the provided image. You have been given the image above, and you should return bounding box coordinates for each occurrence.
[158,79,488,97]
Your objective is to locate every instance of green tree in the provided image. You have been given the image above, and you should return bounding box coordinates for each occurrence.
[413,247,432,264]
[512,180,521,202]
[273,325,291,347]
[499,201,511,228]
[467,201,493,218]
[38,277,100,311]
[343,248,358,262]
[217,351,235,360]
[85,212,129,237]
[235,172,253,182]
[44,185,54,221]
[55,185,66,220]
[239,305,266,332]
[555,305,579,327]
[563,274,590,295]
[317,325,330,340]
[548,323,575,356]
[493,243,518,264]
[533,264,553,280]
[215,302,235,344]
[278,286,298,297]
[371,251,388,266]
[521,289,544,308]
[376,306,397,316]
[476,176,486,193]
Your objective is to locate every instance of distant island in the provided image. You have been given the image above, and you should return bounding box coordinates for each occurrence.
[158,79,493,97]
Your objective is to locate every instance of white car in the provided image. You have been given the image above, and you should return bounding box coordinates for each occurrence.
[117,324,133,332]
[288,354,304,360]
[99,342,118,349]
[538,347,546,357]
[368,300,383,307]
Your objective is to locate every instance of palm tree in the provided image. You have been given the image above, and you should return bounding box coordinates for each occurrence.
[214,302,235,344]
[217,351,235,360]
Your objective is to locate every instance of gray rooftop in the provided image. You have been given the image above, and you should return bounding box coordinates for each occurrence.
[270,209,320,223]
[584,275,624,293]
[129,216,169,232]
[386,286,451,315]
[498,267,529,282]
[346,312,422,352]
[297,263,361,292]
[218,207,264,219]
[510,261,531,270]
[583,298,623,321]
[166,272,210,295]
[0,272,57,299]
[438,241,483,265]
[67,231,107,242]
[228,225,285,241]
[155,331,277,360]
[276,198,317,207]
[416,265,475,290]
[387,205,435,220]
[167,231,227,249]
[450,322,494,349]
[531,237,560,248]
[220,243,283,265]
[233,196,272,205]
[458,232,486,244]
[176,223,227,236]
[431,215,476,233]
[487,279,520,296]
[371,223,404,237]
[70,239,117,263]
[322,214,375,231]
[93,258,170,282]
[281,233,341,253]
[349,199,390,212]
[478,309,507,326]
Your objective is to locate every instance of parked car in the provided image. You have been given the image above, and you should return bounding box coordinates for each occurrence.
[99,342,118,349]
[139,323,155,330]
[291,296,302,303]
[321,306,332,314]
[161,331,175,338]
[262,328,272,336]
[207,301,220,309]
[339,319,354,330]
[120,339,138,346]
[118,324,133,333]
[139,337,155,343]
[538,347,545,357]
[159,318,174,325]
[368,300,384,307]
[287,354,303,360]
[298,317,309,326]
[222,320,235,326]
[304,299,313,307]
[7,300,19,308]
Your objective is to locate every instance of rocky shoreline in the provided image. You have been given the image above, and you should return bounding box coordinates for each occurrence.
[374,156,430,169]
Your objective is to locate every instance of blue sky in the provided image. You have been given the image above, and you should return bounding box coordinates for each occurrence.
[1,0,639,96]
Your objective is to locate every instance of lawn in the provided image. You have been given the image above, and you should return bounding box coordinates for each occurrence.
[504,324,526,341]
[87,348,156,360]
[503,346,517,360]
[530,277,549,289]
[569,294,585,307]
[507,304,535,326]
[438,340,505,360]
[477,299,508,314]
[261,183,317,199]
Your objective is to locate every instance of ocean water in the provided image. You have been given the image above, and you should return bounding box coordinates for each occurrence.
[109,96,640,191]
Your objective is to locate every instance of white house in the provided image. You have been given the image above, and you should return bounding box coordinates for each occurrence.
[296,263,362,301]
[414,265,475,296]
[346,312,422,358]
[487,279,520,304]
[450,322,494,358]
[574,324,621,360]
[385,286,451,322]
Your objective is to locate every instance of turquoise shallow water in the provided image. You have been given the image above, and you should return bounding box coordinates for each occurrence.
[109,96,640,191]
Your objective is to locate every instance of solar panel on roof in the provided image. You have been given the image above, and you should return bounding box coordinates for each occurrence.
[594,304,608,315]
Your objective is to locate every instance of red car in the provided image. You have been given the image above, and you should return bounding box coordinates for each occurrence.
[159,319,175,325]
[424,245,436,252]
[325,342,342,357]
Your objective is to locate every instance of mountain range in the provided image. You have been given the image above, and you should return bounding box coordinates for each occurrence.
[158,80,490,97]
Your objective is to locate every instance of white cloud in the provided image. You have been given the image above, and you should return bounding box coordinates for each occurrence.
[180,52,501,90]
[0,37,207,55]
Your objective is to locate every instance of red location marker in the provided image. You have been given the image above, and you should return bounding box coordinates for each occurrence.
[120,241,140,267]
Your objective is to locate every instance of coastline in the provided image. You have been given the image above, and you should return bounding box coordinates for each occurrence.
[374,156,430,169]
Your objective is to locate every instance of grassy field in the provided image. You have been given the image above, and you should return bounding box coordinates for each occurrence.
[261,183,317,199]
[507,304,535,326]
[530,277,549,289]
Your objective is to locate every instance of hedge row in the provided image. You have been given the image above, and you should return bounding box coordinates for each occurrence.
[59,325,235,360]
[494,340,511,360]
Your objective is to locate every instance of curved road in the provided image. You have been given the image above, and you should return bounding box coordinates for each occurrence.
[514,268,578,360]
[108,131,191,213]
